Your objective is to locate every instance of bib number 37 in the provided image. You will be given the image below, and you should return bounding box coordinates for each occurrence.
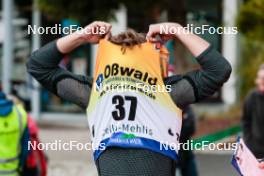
[112,95,137,121]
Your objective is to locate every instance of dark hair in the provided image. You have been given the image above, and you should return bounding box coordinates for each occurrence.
[109,29,146,54]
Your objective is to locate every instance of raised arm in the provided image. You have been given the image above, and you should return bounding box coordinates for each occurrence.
[147,23,232,108]
[27,21,111,109]
[56,21,112,53]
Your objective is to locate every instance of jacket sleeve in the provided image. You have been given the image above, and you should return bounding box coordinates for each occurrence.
[166,46,232,108]
[184,45,232,102]
[26,40,93,109]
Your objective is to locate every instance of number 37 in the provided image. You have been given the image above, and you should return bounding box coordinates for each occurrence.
[112,95,137,121]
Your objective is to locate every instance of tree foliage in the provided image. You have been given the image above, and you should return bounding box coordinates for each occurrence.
[238,39,264,99]
[36,0,172,26]
[237,0,264,99]
[37,0,120,25]
[237,0,264,41]
[36,0,184,28]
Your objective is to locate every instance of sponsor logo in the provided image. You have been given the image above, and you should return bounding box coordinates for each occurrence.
[104,63,157,85]
[95,74,104,91]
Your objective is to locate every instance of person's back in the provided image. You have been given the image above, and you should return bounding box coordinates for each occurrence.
[0,92,28,176]
[89,31,181,175]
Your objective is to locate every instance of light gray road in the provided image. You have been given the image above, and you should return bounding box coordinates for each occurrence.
[38,123,239,176]
[196,154,239,176]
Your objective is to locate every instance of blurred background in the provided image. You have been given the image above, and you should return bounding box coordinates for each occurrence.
[0,0,263,175]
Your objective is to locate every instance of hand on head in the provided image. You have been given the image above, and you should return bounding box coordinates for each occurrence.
[146,23,182,43]
[79,21,112,44]
[57,21,188,54]
[79,22,184,44]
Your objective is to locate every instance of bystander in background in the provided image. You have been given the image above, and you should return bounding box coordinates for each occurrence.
[241,64,264,164]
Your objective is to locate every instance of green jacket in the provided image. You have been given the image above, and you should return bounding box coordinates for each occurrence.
[0,104,27,176]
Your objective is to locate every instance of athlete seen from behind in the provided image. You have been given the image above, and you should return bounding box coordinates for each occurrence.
[27,21,232,176]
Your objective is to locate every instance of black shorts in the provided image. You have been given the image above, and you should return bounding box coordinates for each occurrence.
[96,147,176,176]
